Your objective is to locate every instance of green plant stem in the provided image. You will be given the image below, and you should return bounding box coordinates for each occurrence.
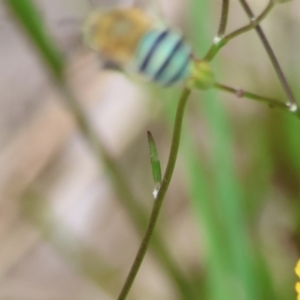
[214,82,300,118]
[217,0,230,37]
[56,86,198,299]
[238,0,298,107]
[117,88,192,300]
[226,0,274,41]
[204,0,274,61]
[61,86,202,298]
[214,82,288,109]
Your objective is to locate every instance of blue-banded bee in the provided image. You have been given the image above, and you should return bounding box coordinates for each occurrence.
[82,7,214,89]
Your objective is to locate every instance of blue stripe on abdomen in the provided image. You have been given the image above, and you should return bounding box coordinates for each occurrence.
[159,41,192,86]
[134,28,192,86]
[154,38,183,80]
[165,52,191,86]
[139,30,169,73]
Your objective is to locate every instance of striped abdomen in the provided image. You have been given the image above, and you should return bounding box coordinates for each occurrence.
[132,28,192,86]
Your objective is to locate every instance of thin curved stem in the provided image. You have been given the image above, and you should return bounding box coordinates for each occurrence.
[214,82,300,119]
[238,0,298,107]
[225,0,274,41]
[214,82,288,109]
[204,0,274,61]
[117,88,192,300]
[217,0,230,38]
[60,85,197,300]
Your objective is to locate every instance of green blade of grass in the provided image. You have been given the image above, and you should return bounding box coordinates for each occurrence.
[185,0,277,299]
[6,0,64,79]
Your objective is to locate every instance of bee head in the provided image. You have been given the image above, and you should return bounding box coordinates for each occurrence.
[82,8,153,65]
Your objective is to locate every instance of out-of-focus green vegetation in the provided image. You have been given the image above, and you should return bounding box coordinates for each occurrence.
[162,1,300,299]
[4,0,300,299]
[6,0,64,78]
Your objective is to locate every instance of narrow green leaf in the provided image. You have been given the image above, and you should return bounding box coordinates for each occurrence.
[147,131,162,186]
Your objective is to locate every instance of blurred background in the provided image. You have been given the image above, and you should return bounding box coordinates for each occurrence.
[1,0,300,299]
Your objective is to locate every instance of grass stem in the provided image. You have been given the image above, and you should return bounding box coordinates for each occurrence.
[204,0,274,61]
[238,0,298,107]
[117,88,192,300]
[217,0,230,38]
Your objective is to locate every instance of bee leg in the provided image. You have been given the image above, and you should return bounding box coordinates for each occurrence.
[101,60,122,72]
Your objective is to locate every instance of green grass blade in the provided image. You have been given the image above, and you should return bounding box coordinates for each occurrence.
[6,0,64,79]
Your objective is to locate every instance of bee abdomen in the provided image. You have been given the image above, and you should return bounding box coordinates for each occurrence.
[133,28,192,86]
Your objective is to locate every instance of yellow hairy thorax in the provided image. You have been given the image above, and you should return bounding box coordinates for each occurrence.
[83,8,153,65]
